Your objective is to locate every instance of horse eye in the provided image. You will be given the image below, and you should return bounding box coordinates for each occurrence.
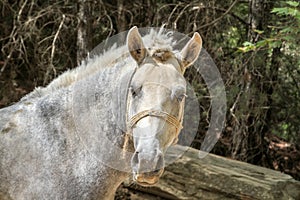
[177,94,187,102]
[130,86,142,98]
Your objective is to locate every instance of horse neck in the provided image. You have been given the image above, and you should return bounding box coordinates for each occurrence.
[64,61,133,191]
[71,66,120,137]
[70,56,135,154]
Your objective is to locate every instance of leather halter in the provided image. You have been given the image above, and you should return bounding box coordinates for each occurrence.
[125,67,184,139]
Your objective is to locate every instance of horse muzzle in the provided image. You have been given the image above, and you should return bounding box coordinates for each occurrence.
[131,149,165,186]
[133,168,164,186]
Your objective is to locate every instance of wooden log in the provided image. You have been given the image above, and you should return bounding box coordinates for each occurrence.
[123,145,300,200]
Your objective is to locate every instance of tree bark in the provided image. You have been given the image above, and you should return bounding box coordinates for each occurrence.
[77,0,89,66]
[123,145,300,200]
[248,0,266,42]
[117,0,126,32]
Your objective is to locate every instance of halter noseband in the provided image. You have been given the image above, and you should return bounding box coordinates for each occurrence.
[127,109,183,135]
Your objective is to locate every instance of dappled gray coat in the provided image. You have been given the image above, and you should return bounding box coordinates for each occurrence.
[0,39,137,199]
[0,66,130,199]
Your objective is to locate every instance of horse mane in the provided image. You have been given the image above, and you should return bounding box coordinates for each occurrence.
[21,27,176,101]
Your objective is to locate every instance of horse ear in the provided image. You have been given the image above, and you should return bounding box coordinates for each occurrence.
[127,26,147,64]
[180,32,202,73]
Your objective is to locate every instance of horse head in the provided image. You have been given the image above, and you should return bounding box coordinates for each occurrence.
[126,27,202,186]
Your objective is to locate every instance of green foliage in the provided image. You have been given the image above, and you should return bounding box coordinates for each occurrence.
[238,1,300,55]
[237,1,300,142]
[272,122,292,141]
[272,1,299,16]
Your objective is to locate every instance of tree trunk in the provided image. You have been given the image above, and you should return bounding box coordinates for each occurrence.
[231,0,270,164]
[117,0,126,32]
[77,0,89,66]
[248,0,266,42]
[123,145,300,200]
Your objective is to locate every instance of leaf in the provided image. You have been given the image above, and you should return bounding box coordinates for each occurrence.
[256,40,268,48]
[254,29,264,34]
[286,1,299,7]
[272,7,300,20]
[242,41,254,47]
[269,40,282,48]
[237,47,247,53]
[237,44,256,53]
[280,27,294,33]
[271,8,287,15]
[282,35,295,41]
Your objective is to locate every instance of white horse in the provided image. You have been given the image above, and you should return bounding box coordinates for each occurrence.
[0,26,202,199]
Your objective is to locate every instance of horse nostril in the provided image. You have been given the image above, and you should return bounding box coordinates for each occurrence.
[132,151,139,166]
[155,153,164,171]
[131,150,165,174]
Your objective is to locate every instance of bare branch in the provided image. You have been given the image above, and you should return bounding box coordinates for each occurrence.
[44,14,65,85]
[198,0,239,29]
